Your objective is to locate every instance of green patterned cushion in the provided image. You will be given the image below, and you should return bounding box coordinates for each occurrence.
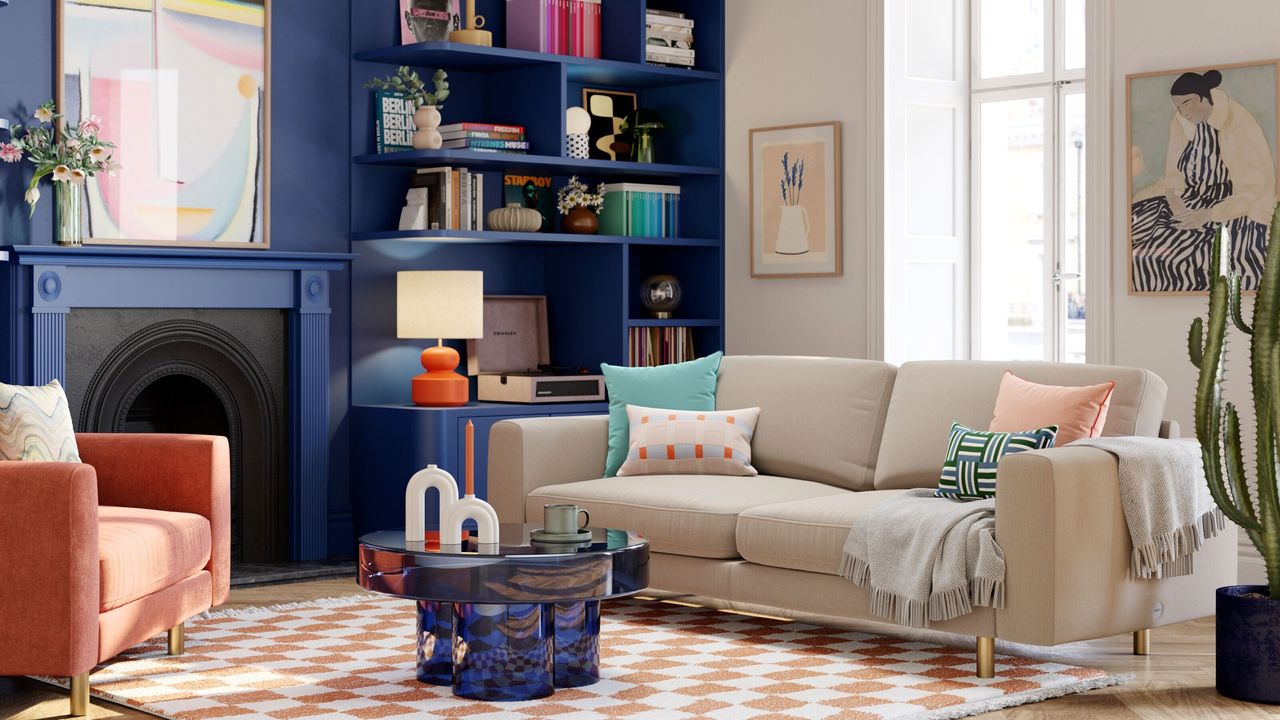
[936,421,1056,500]
[0,379,81,462]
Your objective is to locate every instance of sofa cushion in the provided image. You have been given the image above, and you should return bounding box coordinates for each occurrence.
[875,361,1167,490]
[736,490,908,574]
[0,379,80,462]
[714,356,897,490]
[99,506,211,612]
[617,405,762,477]
[528,475,848,559]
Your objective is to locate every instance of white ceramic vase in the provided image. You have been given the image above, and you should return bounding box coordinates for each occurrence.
[413,105,443,150]
[774,205,811,255]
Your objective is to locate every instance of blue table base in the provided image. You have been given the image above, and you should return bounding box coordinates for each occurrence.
[415,599,602,701]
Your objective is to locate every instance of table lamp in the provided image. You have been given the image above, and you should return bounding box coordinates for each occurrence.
[397,270,484,407]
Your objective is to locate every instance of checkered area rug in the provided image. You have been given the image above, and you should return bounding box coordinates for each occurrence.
[46,594,1128,719]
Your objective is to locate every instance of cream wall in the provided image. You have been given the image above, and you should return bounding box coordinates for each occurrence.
[1108,0,1280,582]
[724,0,873,357]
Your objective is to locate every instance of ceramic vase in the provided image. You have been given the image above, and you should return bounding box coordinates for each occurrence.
[487,203,543,233]
[56,182,83,247]
[413,105,443,150]
[561,206,598,234]
[774,205,811,255]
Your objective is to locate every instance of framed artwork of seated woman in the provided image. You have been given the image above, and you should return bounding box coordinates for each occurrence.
[1128,60,1280,294]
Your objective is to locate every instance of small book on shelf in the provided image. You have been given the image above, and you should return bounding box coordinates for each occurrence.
[506,0,602,58]
[409,166,485,231]
[374,90,415,153]
[629,326,696,367]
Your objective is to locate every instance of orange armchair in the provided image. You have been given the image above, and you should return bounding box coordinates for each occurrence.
[0,434,230,716]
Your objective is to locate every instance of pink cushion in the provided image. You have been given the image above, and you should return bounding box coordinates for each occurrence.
[98,506,211,613]
[989,371,1115,445]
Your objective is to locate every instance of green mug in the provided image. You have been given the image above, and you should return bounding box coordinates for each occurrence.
[544,503,589,534]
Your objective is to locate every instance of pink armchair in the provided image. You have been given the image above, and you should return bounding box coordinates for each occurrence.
[0,434,230,716]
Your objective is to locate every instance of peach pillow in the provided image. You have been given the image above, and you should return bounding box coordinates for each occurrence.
[989,371,1115,445]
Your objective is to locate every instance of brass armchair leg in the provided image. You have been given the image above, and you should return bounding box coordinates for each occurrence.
[168,622,186,656]
[69,672,89,716]
[1133,628,1150,655]
[976,636,995,678]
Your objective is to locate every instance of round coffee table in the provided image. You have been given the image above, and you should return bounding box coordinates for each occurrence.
[358,523,649,701]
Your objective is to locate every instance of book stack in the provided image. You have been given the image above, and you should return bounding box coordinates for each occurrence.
[646,9,694,67]
[597,183,680,238]
[506,0,602,58]
[629,327,696,367]
[439,122,529,154]
[404,167,486,231]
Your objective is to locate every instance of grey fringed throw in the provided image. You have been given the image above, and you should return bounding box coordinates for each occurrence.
[1071,436,1226,578]
[840,488,1005,629]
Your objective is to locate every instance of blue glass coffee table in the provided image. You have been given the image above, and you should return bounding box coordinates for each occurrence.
[357,523,649,701]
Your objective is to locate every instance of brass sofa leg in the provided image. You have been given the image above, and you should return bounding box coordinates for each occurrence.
[168,622,185,656]
[1133,628,1150,655]
[69,672,89,716]
[976,636,995,678]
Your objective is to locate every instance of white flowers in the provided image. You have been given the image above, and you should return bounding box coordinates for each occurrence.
[89,146,108,162]
[555,176,607,215]
[33,106,53,124]
[25,187,40,206]
[52,164,72,182]
[71,168,87,183]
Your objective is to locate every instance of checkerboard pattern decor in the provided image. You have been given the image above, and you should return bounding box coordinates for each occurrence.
[617,404,762,477]
[41,595,1126,719]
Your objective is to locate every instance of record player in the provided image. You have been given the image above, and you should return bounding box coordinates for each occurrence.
[467,295,606,403]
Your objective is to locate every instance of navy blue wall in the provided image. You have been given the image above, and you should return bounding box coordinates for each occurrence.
[0,1,355,556]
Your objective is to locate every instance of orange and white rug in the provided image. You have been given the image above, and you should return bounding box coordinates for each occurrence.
[48,594,1127,719]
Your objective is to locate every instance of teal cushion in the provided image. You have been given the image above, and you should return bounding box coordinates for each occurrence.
[601,352,723,477]
[936,422,1057,500]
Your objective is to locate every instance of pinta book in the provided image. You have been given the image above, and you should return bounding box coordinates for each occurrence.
[438,122,528,154]
[503,174,554,232]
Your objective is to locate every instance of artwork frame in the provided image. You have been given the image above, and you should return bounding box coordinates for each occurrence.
[750,121,842,278]
[56,0,271,249]
[1126,59,1280,295]
[581,88,637,161]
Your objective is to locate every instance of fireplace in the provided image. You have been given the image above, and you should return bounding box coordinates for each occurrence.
[67,309,289,563]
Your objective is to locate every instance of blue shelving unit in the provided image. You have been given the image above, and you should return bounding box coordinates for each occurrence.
[348,0,725,535]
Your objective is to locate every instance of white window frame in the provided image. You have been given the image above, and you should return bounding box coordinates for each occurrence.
[970,0,1053,91]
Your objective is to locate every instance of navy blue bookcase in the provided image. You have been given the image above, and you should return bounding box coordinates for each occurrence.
[348,0,724,536]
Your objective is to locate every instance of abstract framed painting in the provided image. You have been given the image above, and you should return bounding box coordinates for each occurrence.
[581,88,637,161]
[1127,59,1280,294]
[749,122,842,278]
[57,0,270,248]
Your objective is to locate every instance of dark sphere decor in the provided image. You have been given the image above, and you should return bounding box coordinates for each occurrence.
[640,274,682,318]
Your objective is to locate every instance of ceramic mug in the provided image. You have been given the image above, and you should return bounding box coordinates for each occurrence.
[544,503,590,534]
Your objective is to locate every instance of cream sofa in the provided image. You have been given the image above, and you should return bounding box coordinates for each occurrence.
[488,356,1237,677]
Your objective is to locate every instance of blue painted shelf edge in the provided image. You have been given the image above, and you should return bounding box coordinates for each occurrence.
[351,230,720,247]
[625,318,721,327]
[353,149,720,177]
[355,401,609,416]
[2,245,355,269]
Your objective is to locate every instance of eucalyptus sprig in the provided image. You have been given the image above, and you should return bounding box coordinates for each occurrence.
[364,66,450,109]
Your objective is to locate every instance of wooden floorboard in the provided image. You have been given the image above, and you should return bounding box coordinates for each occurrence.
[2,577,1277,719]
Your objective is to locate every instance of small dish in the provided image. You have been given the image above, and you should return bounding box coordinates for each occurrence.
[530,528,593,543]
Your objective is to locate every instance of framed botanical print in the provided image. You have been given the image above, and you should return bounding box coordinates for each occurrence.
[57,0,270,247]
[1127,59,1280,294]
[750,122,842,278]
[582,88,637,161]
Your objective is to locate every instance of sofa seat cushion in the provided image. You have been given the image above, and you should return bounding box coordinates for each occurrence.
[736,490,908,575]
[528,475,848,559]
[99,506,211,612]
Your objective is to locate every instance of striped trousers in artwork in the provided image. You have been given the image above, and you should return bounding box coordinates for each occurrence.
[1131,197,1268,293]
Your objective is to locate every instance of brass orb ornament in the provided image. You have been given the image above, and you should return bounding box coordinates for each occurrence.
[640,274,682,318]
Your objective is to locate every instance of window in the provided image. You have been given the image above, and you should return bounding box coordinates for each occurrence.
[972,0,1086,362]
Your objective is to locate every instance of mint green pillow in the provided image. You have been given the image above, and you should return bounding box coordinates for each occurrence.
[600,352,723,477]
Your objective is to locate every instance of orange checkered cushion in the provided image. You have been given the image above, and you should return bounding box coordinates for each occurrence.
[616,404,762,477]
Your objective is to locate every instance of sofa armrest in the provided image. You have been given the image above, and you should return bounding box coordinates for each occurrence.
[488,415,609,523]
[77,433,231,606]
[994,446,1236,645]
[0,462,100,677]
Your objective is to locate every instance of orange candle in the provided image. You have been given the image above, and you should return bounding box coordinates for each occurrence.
[465,419,475,496]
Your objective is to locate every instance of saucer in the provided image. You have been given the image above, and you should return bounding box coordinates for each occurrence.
[530,528,593,543]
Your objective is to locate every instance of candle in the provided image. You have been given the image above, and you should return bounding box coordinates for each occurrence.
[465,419,475,496]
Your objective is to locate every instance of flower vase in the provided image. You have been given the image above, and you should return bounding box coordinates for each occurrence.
[56,182,83,247]
[632,130,655,164]
[413,105,443,150]
[561,206,598,235]
[774,205,811,255]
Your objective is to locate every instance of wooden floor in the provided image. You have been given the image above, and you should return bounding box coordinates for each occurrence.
[2,577,1277,719]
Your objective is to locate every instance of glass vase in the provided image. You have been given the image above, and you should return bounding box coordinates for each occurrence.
[55,182,83,247]
[632,131,655,164]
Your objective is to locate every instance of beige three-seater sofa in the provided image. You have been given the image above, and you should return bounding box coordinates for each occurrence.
[487,356,1238,676]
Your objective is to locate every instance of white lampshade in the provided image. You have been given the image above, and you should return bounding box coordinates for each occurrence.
[397,271,484,340]
[566,106,591,135]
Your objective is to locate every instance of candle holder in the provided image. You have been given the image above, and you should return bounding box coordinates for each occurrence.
[449,0,492,46]
[404,420,499,549]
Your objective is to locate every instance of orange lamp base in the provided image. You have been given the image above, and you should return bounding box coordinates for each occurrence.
[412,345,469,407]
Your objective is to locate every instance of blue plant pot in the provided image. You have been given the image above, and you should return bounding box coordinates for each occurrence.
[1217,585,1280,703]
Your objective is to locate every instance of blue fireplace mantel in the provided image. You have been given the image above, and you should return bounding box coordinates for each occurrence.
[1,244,354,560]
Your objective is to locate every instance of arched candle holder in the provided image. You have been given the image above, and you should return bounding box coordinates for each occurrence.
[404,420,499,549]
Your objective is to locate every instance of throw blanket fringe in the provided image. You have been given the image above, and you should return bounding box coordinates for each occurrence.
[1130,507,1226,578]
[839,555,989,625]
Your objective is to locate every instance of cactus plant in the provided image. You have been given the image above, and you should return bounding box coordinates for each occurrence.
[1190,202,1280,599]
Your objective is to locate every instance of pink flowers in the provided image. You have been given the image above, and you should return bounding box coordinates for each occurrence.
[0,143,21,163]
[80,115,102,136]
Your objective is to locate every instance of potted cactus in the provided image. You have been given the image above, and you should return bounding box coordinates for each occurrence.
[1189,202,1280,704]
